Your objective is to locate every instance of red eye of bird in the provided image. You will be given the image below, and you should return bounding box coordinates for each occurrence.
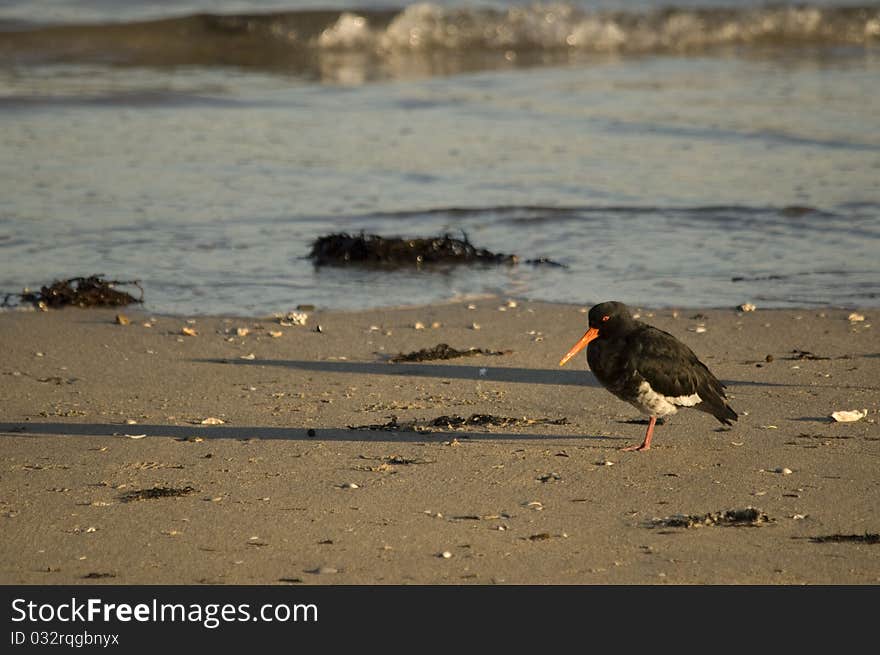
[601,315,610,322]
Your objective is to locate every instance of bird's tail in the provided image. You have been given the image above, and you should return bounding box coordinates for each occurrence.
[697,379,738,425]
[714,401,738,426]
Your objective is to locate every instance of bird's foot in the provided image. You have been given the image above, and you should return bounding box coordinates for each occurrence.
[621,443,650,452]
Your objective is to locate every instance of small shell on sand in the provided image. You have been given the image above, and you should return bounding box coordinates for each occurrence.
[830,409,867,422]
[279,311,308,327]
[738,303,757,312]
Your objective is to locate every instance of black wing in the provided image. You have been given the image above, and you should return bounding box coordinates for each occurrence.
[626,325,737,425]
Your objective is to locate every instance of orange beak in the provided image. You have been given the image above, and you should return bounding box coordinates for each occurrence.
[559,327,599,366]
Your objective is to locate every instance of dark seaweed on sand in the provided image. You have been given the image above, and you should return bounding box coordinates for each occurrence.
[809,533,880,544]
[120,486,196,502]
[390,343,511,363]
[650,507,770,528]
[348,413,567,432]
[309,232,565,268]
[348,416,404,431]
[787,349,831,361]
[428,414,568,428]
[5,275,143,309]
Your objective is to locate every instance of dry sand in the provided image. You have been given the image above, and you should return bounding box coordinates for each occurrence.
[1,300,878,584]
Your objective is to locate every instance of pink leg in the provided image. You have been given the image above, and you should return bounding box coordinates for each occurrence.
[622,416,656,452]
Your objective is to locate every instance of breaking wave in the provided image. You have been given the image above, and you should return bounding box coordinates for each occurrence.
[2,3,879,69]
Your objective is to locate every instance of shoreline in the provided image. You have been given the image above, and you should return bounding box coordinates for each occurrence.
[1,300,877,584]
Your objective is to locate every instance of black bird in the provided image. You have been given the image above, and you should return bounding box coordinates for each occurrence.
[559,301,737,451]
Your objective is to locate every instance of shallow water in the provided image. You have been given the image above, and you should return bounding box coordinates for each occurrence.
[1,1,879,314]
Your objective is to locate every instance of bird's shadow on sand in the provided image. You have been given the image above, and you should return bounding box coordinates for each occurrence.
[200,358,602,387]
[193,357,789,388]
[0,422,626,446]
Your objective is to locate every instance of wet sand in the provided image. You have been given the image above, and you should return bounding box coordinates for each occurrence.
[1,300,877,584]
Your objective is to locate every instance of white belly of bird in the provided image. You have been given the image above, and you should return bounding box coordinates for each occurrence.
[632,380,701,417]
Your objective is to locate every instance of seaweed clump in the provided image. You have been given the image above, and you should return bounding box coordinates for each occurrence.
[348,413,568,432]
[650,507,770,528]
[120,486,195,502]
[428,414,568,429]
[389,343,511,363]
[809,533,880,544]
[6,275,143,309]
[309,232,517,267]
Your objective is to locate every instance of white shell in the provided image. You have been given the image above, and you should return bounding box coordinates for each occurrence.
[831,409,867,422]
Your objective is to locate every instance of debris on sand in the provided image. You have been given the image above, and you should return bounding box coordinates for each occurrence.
[5,275,143,310]
[384,455,433,465]
[348,416,406,431]
[649,507,771,528]
[278,311,308,327]
[830,409,867,423]
[349,413,567,432]
[354,455,436,473]
[787,349,831,361]
[308,232,565,268]
[354,454,435,471]
[389,343,512,363]
[426,414,568,429]
[119,486,196,502]
[808,532,880,544]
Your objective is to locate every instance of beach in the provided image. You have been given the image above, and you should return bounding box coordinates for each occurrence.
[1,300,877,584]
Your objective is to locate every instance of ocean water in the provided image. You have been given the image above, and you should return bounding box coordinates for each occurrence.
[1,1,878,315]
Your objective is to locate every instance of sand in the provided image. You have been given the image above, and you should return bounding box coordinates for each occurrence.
[0,300,878,584]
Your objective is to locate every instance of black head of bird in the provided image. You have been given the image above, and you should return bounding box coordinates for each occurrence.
[558,301,636,366]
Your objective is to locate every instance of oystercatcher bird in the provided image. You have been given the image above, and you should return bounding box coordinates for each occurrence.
[559,301,737,451]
